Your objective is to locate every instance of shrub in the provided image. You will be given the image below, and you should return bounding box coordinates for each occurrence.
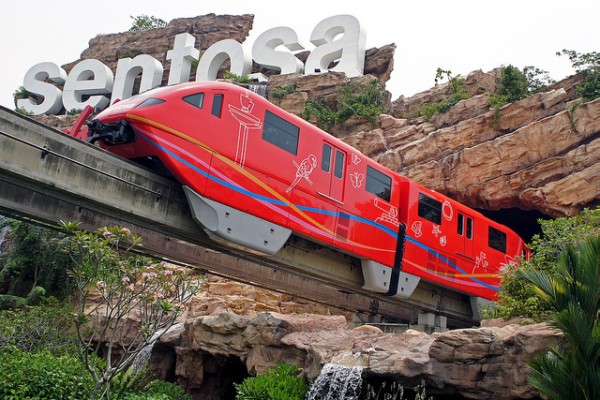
[489,208,599,320]
[419,68,469,121]
[557,49,600,101]
[235,363,309,400]
[269,84,296,100]
[301,79,386,130]
[0,348,94,400]
[129,15,166,32]
[0,298,77,355]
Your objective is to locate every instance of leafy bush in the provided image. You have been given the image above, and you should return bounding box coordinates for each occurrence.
[112,368,191,400]
[301,79,386,130]
[0,298,77,355]
[235,363,309,400]
[520,236,599,400]
[269,84,296,100]
[0,219,73,299]
[557,49,600,101]
[489,208,599,320]
[419,68,469,121]
[224,71,252,84]
[0,348,94,400]
[129,15,166,32]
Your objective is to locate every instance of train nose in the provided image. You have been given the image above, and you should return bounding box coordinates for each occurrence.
[87,119,135,145]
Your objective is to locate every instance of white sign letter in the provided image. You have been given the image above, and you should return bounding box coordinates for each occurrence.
[112,55,163,104]
[252,27,305,75]
[18,62,66,115]
[305,15,366,77]
[166,33,200,85]
[196,39,251,81]
[63,59,114,112]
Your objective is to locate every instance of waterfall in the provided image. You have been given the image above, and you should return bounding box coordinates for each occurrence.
[132,323,182,373]
[306,363,364,400]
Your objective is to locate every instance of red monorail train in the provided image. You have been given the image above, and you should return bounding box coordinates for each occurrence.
[78,81,529,302]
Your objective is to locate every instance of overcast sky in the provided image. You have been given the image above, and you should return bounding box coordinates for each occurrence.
[1,0,598,110]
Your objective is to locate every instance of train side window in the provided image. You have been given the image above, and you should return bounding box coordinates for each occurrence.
[466,217,473,239]
[489,226,507,253]
[262,110,299,155]
[418,193,442,225]
[322,144,332,172]
[366,166,391,201]
[457,214,464,235]
[183,93,204,109]
[211,94,223,117]
[334,151,345,178]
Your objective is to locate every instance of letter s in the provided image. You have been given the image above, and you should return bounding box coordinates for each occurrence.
[305,15,366,78]
[252,27,304,75]
[18,62,66,115]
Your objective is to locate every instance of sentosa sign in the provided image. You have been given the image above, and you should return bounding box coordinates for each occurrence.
[19,15,367,116]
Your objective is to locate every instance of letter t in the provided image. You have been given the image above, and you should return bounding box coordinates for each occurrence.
[166,33,200,85]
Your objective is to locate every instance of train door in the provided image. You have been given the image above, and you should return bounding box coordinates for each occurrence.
[319,143,346,204]
[457,211,474,259]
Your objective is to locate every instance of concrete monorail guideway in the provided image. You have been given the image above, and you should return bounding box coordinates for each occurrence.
[0,106,474,327]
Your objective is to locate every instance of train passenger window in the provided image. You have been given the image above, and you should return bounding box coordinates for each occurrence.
[211,94,223,117]
[458,213,474,239]
[366,166,391,201]
[334,151,345,179]
[322,144,332,172]
[418,193,442,224]
[466,217,473,239]
[262,110,299,155]
[182,93,204,109]
[489,226,507,253]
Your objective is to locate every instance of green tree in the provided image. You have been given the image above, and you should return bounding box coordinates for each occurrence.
[557,49,600,101]
[235,363,309,400]
[129,15,166,32]
[61,222,201,400]
[0,219,73,302]
[518,236,599,400]
[419,68,469,121]
[491,208,599,320]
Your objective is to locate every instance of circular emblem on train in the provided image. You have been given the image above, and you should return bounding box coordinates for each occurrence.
[442,200,453,221]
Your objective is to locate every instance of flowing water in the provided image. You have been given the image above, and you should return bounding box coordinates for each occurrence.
[306,363,364,400]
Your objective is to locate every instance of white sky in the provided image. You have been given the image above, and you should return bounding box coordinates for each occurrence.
[0,0,598,110]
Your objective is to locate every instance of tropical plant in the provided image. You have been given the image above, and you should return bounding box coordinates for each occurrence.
[0,298,76,355]
[0,218,73,300]
[489,208,599,320]
[129,15,166,32]
[518,236,599,400]
[557,49,600,101]
[419,68,469,121]
[0,348,94,400]
[60,221,201,400]
[301,79,386,130]
[235,363,309,400]
[223,71,253,84]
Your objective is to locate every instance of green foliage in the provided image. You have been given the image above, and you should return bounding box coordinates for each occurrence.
[15,107,33,116]
[301,79,386,130]
[112,367,191,400]
[13,86,32,100]
[557,49,600,101]
[0,348,94,400]
[61,221,201,399]
[519,236,599,400]
[419,68,469,121]
[0,298,77,355]
[235,363,309,400]
[0,219,73,299]
[488,64,554,127]
[129,15,166,32]
[224,71,252,84]
[489,208,600,320]
[364,380,433,399]
[269,84,296,100]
